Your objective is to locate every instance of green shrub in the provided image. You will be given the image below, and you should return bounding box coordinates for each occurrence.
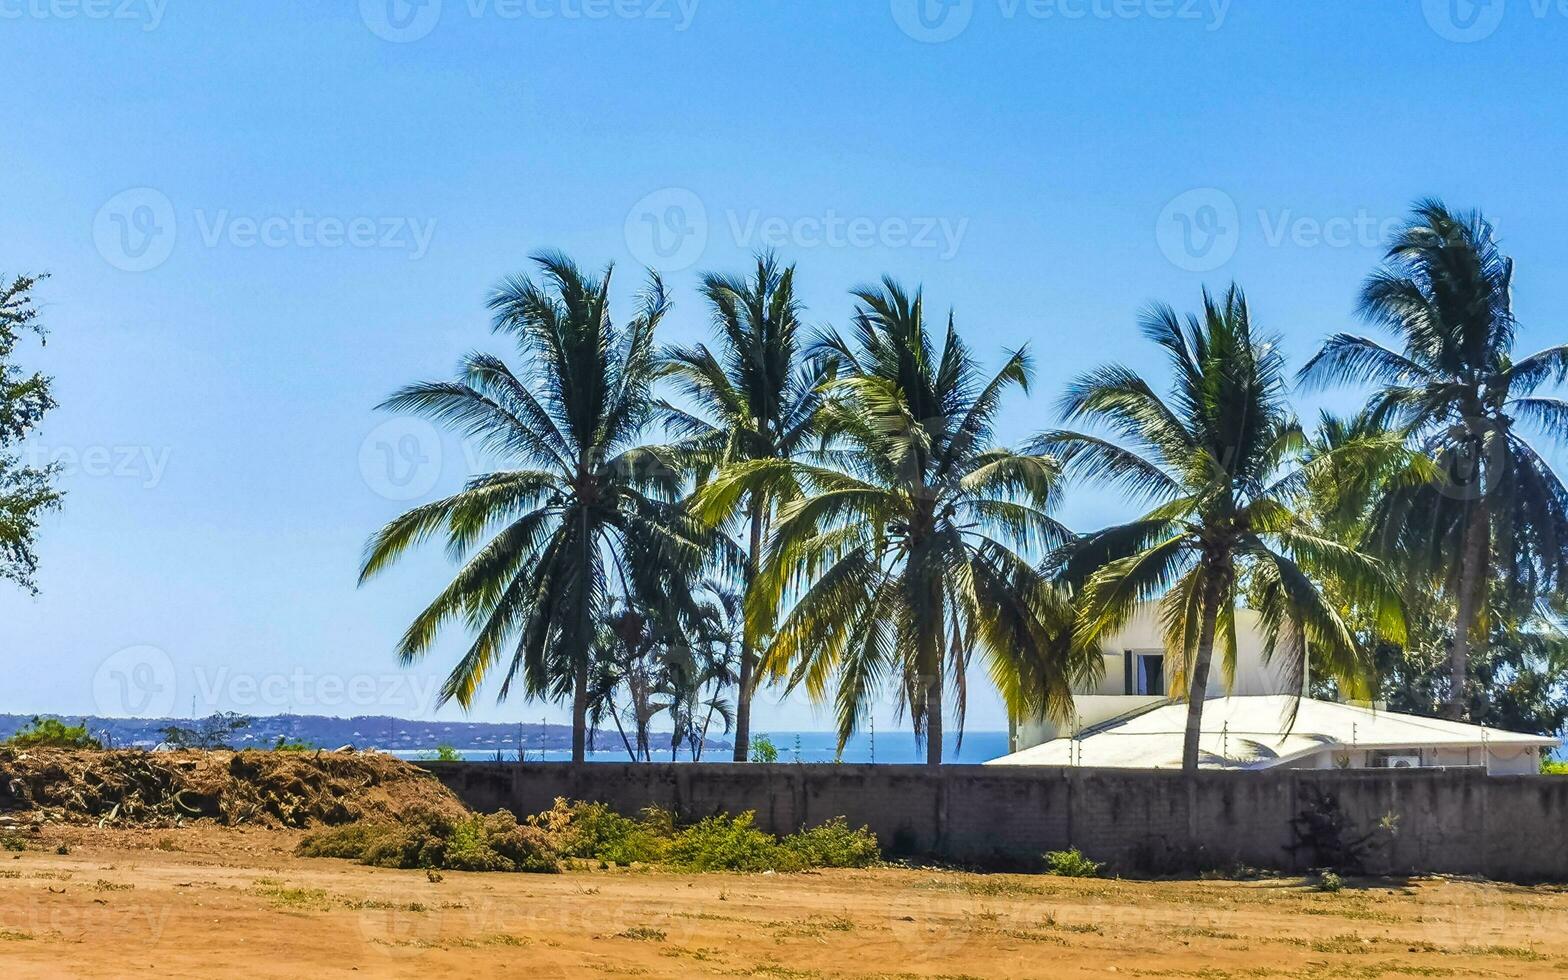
[271,736,314,753]
[1043,847,1104,878]
[296,822,381,860]
[665,812,786,872]
[1315,869,1345,893]
[298,808,557,873]
[3,717,101,750]
[419,745,463,762]
[749,735,780,763]
[780,817,881,869]
[300,800,879,875]
[529,799,667,865]
[1540,758,1568,775]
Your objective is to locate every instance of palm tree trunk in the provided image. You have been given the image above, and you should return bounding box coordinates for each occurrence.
[571,660,588,764]
[1447,503,1490,720]
[1181,577,1222,774]
[572,503,591,764]
[610,704,637,762]
[926,675,944,766]
[924,582,945,767]
[732,502,765,762]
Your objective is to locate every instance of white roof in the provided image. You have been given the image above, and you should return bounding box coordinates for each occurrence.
[987,695,1560,770]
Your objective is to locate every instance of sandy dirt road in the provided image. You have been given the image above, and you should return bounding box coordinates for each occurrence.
[2,825,1567,978]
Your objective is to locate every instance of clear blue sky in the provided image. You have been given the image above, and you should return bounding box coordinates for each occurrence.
[3,1,1566,737]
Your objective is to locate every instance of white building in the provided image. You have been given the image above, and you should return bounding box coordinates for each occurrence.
[988,604,1559,775]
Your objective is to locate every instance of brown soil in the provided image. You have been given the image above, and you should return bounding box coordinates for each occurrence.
[3,824,1566,979]
[0,749,467,829]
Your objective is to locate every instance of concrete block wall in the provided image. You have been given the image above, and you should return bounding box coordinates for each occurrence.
[419,762,1568,881]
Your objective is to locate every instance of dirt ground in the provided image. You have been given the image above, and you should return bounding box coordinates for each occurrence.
[2,825,1567,979]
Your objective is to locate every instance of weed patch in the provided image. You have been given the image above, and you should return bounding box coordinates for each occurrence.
[1043,848,1103,878]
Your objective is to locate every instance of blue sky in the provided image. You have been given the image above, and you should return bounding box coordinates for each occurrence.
[3,1,1566,739]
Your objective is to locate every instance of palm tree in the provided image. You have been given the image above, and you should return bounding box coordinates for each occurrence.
[584,581,734,762]
[671,580,742,761]
[1043,287,1396,773]
[660,253,829,761]
[359,252,708,762]
[1300,200,1568,719]
[697,279,1081,765]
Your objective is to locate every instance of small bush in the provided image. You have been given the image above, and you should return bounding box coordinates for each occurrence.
[780,817,881,869]
[1043,847,1103,878]
[271,736,314,753]
[299,808,557,873]
[529,799,667,865]
[300,799,879,875]
[749,735,780,763]
[1,835,25,852]
[1540,758,1568,775]
[666,812,785,872]
[1315,869,1345,893]
[4,717,101,750]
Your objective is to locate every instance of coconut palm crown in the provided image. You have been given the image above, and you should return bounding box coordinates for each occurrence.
[659,253,829,760]
[359,252,710,762]
[1042,286,1399,771]
[1299,200,1568,718]
[696,279,1082,764]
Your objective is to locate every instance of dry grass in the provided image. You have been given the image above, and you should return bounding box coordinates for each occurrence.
[0,825,1565,978]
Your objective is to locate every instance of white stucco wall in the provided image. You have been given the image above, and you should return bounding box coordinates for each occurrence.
[1289,745,1542,774]
[1016,604,1299,746]
[1090,604,1300,699]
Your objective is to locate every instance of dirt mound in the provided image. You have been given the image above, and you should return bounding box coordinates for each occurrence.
[0,748,470,829]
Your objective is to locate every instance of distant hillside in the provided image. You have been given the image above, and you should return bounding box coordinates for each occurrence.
[0,713,731,756]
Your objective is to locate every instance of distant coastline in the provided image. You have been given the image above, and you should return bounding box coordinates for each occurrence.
[0,713,1022,763]
[0,712,730,757]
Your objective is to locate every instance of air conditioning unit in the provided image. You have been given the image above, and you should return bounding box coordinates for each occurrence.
[1384,754,1421,769]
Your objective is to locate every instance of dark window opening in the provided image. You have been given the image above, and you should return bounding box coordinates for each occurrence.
[1135,653,1164,696]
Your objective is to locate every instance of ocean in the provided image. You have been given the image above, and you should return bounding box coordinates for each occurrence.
[392,730,1013,764]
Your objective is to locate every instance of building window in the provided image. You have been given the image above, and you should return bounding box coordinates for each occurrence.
[1125,651,1165,696]
[1370,750,1423,769]
[1137,654,1165,696]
